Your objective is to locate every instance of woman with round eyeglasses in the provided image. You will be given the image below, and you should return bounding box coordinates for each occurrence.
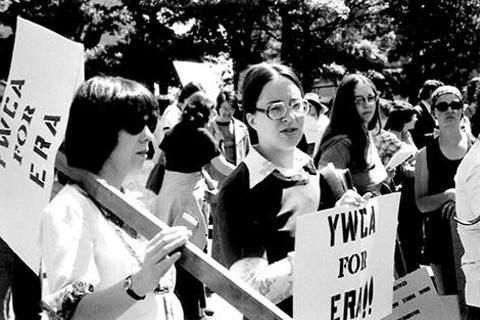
[41,77,191,320]
[213,63,364,316]
[415,85,475,296]
[315,73,388,196]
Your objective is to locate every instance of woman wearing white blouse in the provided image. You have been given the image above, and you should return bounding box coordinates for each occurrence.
[41,76,190,320]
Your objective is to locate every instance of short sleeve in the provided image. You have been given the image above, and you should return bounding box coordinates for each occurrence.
[197,128,221,165]
[41,189,100,319]
[159,128,171,153]
[319,136,351,169]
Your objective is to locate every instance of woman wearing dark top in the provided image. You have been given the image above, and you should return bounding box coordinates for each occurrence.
[214,63,364,316]
[415,85,473,295]
[151,92,234,320]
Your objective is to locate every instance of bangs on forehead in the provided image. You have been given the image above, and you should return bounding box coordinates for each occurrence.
[117,83,158,116]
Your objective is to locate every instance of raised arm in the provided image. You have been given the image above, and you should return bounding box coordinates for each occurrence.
[72,228,189,320]
[42,197,189,320]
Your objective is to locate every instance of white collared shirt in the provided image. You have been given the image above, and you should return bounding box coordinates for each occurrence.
[243,146,314,189]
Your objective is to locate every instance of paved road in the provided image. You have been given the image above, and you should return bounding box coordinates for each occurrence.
[207,294,243,320]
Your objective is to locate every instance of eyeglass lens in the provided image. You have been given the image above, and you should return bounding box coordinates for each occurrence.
[354,95,377,105]
[267,100,309,119]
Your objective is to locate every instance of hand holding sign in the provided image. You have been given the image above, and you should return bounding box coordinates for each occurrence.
[294,193,400,320]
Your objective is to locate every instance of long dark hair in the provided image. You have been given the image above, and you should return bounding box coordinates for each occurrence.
[319,74,380,170]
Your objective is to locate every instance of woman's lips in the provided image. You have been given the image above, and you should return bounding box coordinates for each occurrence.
[280,127,298,135]
[136,149,149,156]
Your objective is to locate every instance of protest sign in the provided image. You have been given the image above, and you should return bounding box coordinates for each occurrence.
[173,60,221,102]
[382,267,449,320]
[0,17,84,271]
[294,193,400,320]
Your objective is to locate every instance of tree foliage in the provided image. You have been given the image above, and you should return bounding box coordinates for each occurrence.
[387,0,480,99]
[1,0,480,99]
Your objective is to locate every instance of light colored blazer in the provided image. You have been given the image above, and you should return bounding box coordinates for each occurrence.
[209,117,250,166]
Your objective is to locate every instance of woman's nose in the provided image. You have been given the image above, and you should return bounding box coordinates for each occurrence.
[143,125,154,141]
[281,109,297,122]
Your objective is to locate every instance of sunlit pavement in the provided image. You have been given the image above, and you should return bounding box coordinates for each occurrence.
[206,294,243,320]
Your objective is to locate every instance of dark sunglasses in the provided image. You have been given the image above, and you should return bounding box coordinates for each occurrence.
[125,113,158,135]
[435,101,463,112]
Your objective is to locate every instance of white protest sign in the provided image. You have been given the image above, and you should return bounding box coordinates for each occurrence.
[173,60,221,102]
[294,193,400,320]
[382,267,449,320]
[0,17,84,271]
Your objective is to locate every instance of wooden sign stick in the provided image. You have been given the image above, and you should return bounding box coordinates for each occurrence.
[54,151,292,320]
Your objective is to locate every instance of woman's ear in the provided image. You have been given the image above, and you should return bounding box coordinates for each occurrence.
[246,113,257,130]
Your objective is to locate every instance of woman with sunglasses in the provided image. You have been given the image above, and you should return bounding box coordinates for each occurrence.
[315,74,388,196]
[41,77,191,320]
[214,63,364,316]
[415,85,474,296]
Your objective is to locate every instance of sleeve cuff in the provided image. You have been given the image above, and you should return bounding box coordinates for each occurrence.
[43,281,94,320]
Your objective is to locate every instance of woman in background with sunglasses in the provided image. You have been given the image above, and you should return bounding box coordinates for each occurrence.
[214,63,364,316]
[315,73,388,196]
[415,85,474,296]
[41,77,191,320]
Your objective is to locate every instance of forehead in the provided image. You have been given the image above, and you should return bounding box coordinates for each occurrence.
[257,76,301,104]
[220,101,234,109]
[435,93,460,104]
[354,82,375,96]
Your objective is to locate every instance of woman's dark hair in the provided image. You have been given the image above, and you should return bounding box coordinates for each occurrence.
[418,79,444,101]
[65,76,158,174]
[466,77,480,104]
[241,62,303,142]
[181,92,213,128]
[384,100,417,132]
[179,81,204,104]
[469,77,480,136]
[216,88,238,113]
[319,73,380,170]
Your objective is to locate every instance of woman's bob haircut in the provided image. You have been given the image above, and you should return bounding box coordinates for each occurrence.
[65,76,158,174]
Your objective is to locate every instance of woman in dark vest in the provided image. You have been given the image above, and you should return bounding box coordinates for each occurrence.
[415,85,474,295]
[214,63,364,316]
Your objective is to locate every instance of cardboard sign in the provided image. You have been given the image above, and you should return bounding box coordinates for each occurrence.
[173,60,221,102]
[382,267,450,320]
[294,193,400,320]
[0,17,84,271]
